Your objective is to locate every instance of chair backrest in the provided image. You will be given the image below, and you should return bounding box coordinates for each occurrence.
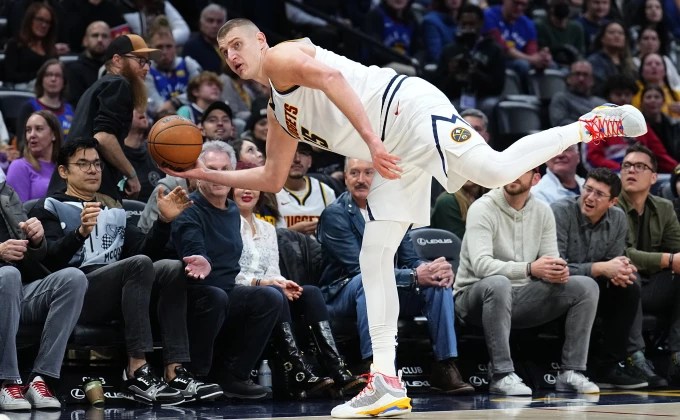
[502,69,522,96]
[528,69,567,102]
[0,90,35,135]
[495,101,542,135]
[409,228,462,272]
[22,198,39,215]
[122,199,146,227]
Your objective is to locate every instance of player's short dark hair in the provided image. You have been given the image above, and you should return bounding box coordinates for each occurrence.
[459,4,484,20]
[624,142,658,172]
[217,18,259,41]
[57,137,100,168]
[586,167,622,198]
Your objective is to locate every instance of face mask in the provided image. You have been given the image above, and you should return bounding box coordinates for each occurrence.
[553,3,571,19]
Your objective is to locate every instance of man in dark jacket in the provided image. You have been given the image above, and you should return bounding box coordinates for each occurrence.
[48,34,159,201]
[66,21,111,107]
[317,158,473,394]
[0,182,87,411]
[31,137,222,405]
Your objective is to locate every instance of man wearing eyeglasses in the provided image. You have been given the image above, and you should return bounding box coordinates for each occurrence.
[617,142,680,387]
[47,34,160,202]
[551,167,649,389]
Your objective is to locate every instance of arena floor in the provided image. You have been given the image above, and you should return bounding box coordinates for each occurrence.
[3,390,679,419]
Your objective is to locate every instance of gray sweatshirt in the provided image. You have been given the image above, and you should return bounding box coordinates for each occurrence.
[137,176,188,233]
[455,188,560,291]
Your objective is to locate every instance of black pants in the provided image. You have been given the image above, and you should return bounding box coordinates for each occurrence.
[593,276,640,364]
[271,285,329,325]
[194,284,283,380]
[629,271,680,353]
[78,256,190,365]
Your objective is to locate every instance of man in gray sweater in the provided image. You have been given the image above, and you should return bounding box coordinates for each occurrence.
[455,168,600,396]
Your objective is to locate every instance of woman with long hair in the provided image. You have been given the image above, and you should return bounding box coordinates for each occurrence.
[587,21,637,96]
[3,3,59,90]
[6,111,62,202]
[422,0,464,62]
[632,53,680,117]
[638,84,680,163]
[630,0,674,54]
[16,59,74,150]
[633,27,680,89]
[229,161,365,398]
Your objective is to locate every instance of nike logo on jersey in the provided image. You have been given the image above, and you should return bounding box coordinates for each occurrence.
[395,100,400,116]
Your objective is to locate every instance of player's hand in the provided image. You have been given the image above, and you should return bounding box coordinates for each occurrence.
[0,239,28,261]
[184,255,211,279]
[18,218,44,247]
[124,176,141,199]
[157,186,193,222]
[78,202,101,238]
[289,220,318,235]
[367,135,402,180]
[160,164,210,181]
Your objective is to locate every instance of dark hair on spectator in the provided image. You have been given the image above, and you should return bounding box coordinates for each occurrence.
[217,18,257,41]
[458,3,484,20]
[602,74,639,99]
[229,138,262,162]
[227,161,281,220]
[431,0,465,13]
[35,59,68,100]
[641,83,665,101]
[624,142,658,172]
[57,137,100,168]
[187,71,223,103]
[639,53,679,102]
[633,0,672,51]
[23,111,62,172]
[592,22,635,76]
[18,2,57,55]
[587,167,622,198]
[637,26,669,56]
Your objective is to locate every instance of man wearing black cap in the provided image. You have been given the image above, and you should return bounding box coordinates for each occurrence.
[47,34,160,202]
[200,101,235,142]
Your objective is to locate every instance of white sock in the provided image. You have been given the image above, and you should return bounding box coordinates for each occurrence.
[359,220,410,377]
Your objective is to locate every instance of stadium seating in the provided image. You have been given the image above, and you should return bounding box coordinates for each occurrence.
[122,199,146,227]
[528,69,567,103]
[501,69,523,97]
[409,228,462,272]
[0,89,35,138]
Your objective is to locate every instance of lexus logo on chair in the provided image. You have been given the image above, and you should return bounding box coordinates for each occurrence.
[416,238,453,246]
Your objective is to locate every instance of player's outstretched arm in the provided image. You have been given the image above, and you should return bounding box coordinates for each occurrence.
[160,108,297,193]
[264,44,403,180]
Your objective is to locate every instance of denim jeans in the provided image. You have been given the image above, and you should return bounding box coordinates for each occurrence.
[326,274,458,361]
[455,275,599,375]
[0,266,88,380]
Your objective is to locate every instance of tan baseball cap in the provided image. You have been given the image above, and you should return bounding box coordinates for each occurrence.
[105,34,161,61]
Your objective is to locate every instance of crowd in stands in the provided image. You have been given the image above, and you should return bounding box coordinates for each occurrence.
[1,0,680,412]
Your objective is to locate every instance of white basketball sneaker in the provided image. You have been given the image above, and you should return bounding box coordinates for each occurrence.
[578,104,647,143]
[23,376,61,409]
[331,365,411,418]
[0,381,31,410]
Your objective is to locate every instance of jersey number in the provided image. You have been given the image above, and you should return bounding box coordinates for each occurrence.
[301,127,331,151]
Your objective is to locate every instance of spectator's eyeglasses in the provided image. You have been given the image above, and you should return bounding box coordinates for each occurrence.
[123,55,150,68]
[621,162,653,173]
[582,185,610,200]
[68,160,103,172]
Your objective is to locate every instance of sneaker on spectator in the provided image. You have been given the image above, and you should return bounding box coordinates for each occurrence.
[221,372,270,400]
[627,352,668,388]
[489,372,532,396]
[556,370,600,394]
[0,381,31,410]
[23,376,61,409]
[166,366,223,401]
[594,364,647,390]
[123,364,184,406]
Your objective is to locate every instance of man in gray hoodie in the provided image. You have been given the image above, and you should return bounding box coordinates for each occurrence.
[454,168,600,396]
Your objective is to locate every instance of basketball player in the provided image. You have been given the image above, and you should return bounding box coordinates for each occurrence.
[162,18,647,418]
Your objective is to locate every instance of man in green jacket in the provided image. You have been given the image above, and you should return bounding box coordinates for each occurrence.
[617,142,680,386]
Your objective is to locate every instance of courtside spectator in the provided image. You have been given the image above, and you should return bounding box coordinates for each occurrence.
[182,4,227,74]
[177,72,223,125]
[276,143,336,234]
[171,141,280,399]
[638,84,680,162]
[455,168,600,395]
[64,0,129,51]
[46,34,160,201]
[16,59,74,146]
[587,22,637,97]
[0,183,87,410]
[536,0,586,65]
[633,28,680,90]
[532,145,585,204]
[31,137,222,403]
[3,3,59,90]
[632,53,680,118]
[575,0,611,49]
[435,4,505,106]
[138,174,193,233]
[551,168,648,389]
[617,143,680,386]
[7,111,61,202]
[123,0,190,46]
[66,21,112,107]
[200,101,235,142]
[318,158,474,394]
[145,17,202,116]
[422,0,463,63]
[123,108,164,202]
[549,61,605,127]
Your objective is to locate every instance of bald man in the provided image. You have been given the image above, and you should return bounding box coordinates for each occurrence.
[66,21,111,106]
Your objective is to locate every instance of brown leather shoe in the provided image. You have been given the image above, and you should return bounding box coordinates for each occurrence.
[430,359,475,395]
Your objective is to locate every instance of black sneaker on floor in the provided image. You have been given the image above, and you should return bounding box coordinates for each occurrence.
[166,366,223,401]
[626,356,668,388]
[221,372,270,400]
[594,363,648,390]
[123,364,185,406]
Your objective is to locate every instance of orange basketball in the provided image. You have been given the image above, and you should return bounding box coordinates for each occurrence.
[148,115,203,171]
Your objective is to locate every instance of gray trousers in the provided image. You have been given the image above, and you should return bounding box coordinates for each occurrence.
[0,266,88,381]
[454,275,599,375]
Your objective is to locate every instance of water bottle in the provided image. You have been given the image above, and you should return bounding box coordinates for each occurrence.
[258,360,272,388]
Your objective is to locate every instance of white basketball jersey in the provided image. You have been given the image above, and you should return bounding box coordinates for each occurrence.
[276,176,336,228]
[269,38,398,161]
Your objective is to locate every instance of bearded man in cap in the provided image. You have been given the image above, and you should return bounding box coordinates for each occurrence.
[47,34,160,202]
